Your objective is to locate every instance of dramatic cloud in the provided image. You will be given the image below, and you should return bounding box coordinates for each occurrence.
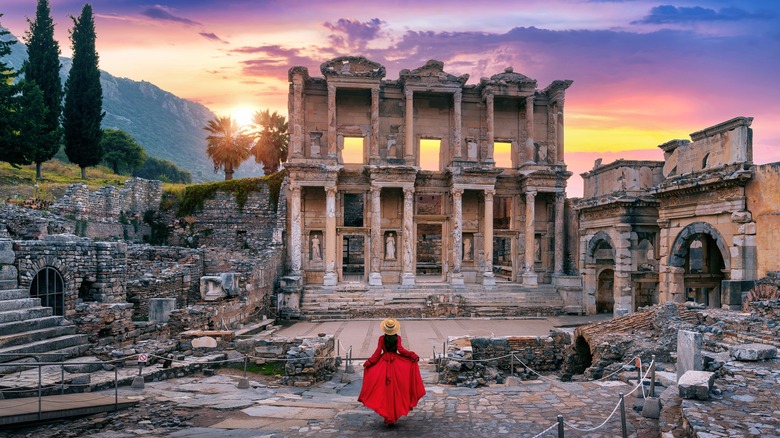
[632,5,770,24]
[232,45,319,78]
[323,18,385,51]
[199,32,227,43]
[141,5,200,26]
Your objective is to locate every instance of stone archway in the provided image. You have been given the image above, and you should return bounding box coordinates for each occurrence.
[668,222,730,307]
[597,268,615,313]
[583,231,616,315]
[30,266,65,316]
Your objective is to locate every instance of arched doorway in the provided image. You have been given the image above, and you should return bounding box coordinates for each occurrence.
[669,222,729,308]
[597,269,615,313]
[30,267,65,316]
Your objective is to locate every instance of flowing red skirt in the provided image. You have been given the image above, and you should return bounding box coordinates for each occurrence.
[358,352,426,423]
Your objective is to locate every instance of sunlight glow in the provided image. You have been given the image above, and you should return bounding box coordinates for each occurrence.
[420,139,441,171]
[231,107,255,128]
[342,137,364,164]
[494,142,512,168]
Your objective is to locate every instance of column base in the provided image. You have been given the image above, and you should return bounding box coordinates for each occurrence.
[522,271,538,288]
[450,273,465,287]
[482,272,496,287]
[401,273,415,286]
[368,272,383,286]
[323,271,338,287]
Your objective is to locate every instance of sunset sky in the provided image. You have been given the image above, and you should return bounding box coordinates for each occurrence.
[3,0,779,196]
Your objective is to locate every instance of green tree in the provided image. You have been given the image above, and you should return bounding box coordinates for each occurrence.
[63,3,103,179]
[23,0,62,179]
[100,128,147,174]
[0,17,31,167]
[204,115,251,180]
[250,109,289,175]
[134,156,191,184]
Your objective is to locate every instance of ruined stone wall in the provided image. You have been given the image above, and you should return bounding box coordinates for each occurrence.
[581,160,664,199]
[51,178,162,222]
[746,163,780,278]
[125,245,204,319]
[15,235,128,315]
[661,117,752,178]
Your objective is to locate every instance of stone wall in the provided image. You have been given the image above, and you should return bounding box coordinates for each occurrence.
[746,163,780,278]
[51,178,163,222]
[125,245,204,319]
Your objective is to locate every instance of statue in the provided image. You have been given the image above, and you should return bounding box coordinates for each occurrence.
[311,234,322,261]
[385,232,396,260]
[463,237,472,261]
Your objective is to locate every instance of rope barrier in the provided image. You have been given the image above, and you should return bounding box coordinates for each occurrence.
[531,421,559,438]
[565,395,623,432]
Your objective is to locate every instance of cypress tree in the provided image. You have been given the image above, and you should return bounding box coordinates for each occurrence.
[23,0,62,179]
[0,16,26,166]
[63,3,103,179]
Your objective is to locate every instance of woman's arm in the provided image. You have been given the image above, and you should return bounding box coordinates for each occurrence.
[396,336,419,362]
[363,336,385,367]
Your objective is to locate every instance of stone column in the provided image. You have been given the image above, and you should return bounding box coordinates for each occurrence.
[323,186,338,286]
[483,189,496,287]
[370,86,380,161]
[290,185,302,274]
[368,187,383,286]
[485,93,495,163]
[291,75,304,158]
[404,88,414,163]
[523,190,538,287]
[556,102,565,164]
[614,223,633,315]
[525,95,535,163]
[554,192,565,275]
[401,187,415,286]
[453,91,462,160]
[451,188,464,286]
[327,83,337,159]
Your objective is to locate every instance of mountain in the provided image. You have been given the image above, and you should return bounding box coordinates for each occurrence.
[1,27,263,182]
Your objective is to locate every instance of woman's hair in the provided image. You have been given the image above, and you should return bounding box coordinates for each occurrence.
[383,333,398,353]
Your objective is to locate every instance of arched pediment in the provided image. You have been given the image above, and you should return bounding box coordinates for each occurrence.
[320,56,386,79]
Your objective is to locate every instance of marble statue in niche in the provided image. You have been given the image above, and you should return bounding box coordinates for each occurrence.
[311,233,322,261]
[467,139,478,161]
[386,134,397,159]
[385,232,396,260]
[463,236,472,261]
[310,132,323,157]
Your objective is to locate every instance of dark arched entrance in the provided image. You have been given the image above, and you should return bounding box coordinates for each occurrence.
[683,234,725,307]
[30,267,65,316]
[597,268,615,313]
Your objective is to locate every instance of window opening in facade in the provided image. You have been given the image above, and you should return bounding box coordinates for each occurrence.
[494,142,512,168]
[419,139,441,171]
[342,137,364,164]
[343,193,364,227]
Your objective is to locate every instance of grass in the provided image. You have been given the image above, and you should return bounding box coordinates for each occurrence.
[0,159,130,202]
[227,361,286,376]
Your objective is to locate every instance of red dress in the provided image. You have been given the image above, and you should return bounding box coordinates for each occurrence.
[358,335,426,424]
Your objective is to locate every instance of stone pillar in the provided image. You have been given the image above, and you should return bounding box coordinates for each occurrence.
[323,186,338,286]
[291,75,304,158]
[483,189,496,287]
[554,192,565,275]
[614,223,633,315]
[556,102,565,163]
[370,86,380,161]
[523,190,538,287]
[453,91,462,160]
[369,187,383,286]
[327,83,337,159]
[485,93,495,163]
[290,185,302,274]
[401,187,415,286]
[404,88,414,163]
[451,188,464,286]
[525,95,535,163]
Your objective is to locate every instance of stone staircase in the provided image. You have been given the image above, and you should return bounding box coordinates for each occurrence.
[0,281,89,373]
[299,282,567,320]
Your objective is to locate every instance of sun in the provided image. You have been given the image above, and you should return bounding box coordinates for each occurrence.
[231,107,255,128]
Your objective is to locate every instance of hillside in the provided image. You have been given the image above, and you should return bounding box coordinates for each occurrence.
[2,27,264,182]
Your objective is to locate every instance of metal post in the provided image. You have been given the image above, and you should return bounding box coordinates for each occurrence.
[636,358,642,387]
[510,353,514,375]
[38,365,42,420]
[243,356,248,379]
[433,346,437,373]
[649,355,656,398]
[619,393,628,438]
[557,414,565,438]
[115,365,119,411]
[61,364,65,395]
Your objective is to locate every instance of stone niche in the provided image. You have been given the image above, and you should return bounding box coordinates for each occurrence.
[199,273,239,301]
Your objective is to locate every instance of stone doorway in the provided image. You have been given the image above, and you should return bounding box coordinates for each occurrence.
[416,223,443,282]
[30,266,65,316]
[341,235,365,282]
[597,269,615,314]
[683,234,725,307]
[493,236,513,281]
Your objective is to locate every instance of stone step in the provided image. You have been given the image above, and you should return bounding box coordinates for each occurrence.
[0,316,64,337]
[0,324,77,349]
[0,344,90,374]
[0,280,18,291]
[0,334,89,359]
[0,307,53,324]
[0,289,28,301]
[0,298,41,312]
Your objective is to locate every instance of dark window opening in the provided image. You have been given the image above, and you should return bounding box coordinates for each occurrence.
[78,279,96,302]
[30,267,65,316]
[343,193,364,227]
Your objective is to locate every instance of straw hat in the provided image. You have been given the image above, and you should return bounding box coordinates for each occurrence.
[380,318,400,335]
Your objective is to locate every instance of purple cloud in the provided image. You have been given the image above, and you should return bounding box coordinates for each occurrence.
[632,5,772,24]
[199,32,227,43]
[232,45,319,78]
[141,5,200,26]
[323,18,385,51]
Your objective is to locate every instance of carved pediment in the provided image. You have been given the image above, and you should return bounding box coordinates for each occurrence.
[481,67,537,87]
[320,56,386,78]
[400,60,469,86]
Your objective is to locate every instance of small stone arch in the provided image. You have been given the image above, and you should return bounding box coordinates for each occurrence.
[668,222,730,271]
[585,231,616,265]
[30,266,66,316]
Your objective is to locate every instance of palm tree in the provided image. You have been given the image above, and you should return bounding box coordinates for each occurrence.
[204,115,251,180]
[250,109,289,175]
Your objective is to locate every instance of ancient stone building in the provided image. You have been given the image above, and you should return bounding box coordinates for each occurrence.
[285,57,574,293]
[577,117,780,315]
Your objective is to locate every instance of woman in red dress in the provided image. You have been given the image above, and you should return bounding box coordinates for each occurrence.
[358,318,426,425]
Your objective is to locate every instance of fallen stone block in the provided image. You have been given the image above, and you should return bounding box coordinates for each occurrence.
[678,370,715,400]
[729,343,777,361]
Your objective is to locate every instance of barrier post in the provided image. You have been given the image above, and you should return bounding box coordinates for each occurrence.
[619,393,628,438]
[115,365,119,411]
[38,364,42,420]
[433,346,438,373]
[557,414,565,437]
[636,357,642,386]
[510,353,514,375]
[61,364,65,395]
[237,355,250,389]
[649,355,656,398]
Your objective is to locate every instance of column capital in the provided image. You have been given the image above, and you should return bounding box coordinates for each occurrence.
[370,186,381,195]
[485,92,494,103]
[404,88,413,99]
[325,186,338,196]
[403,187,415,197]
[327,83,337,94]
[526,190,537,198]
[484,189,495,200]
[451,187,464,198]
[454,90,462,101]
[555,191,565,201]
[290,185,302,195]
